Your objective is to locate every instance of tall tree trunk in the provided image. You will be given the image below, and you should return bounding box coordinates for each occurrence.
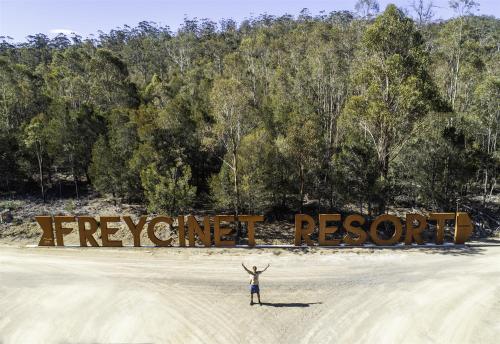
[378,145,390,215]
[483,169,488,206]
[55,166,62,199]
[299,163,305,213]
[71,160,79,199]
[232,149,241,243]
[73,173,79,199]
[47,164,52,185]
[36,149,45,203]
[85,171,92,185]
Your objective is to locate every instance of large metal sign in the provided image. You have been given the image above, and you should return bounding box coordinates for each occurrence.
[36,212,473,247]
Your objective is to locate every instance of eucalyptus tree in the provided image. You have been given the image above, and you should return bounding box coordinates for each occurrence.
[23,114,49,201]
[0,8,498,216]
[355,0,380,19]
[208,78,253,226]
[342,5,447,213]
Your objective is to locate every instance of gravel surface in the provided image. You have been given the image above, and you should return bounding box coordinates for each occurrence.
[1,244,499,343]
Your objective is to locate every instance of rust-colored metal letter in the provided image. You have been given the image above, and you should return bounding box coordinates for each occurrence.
[294,214,315,246]
[187,216,211,247]
[215,215,236,247]
[239,215,264,247]
[429,213,455,244]
[77,216,99,247]
[319,214,341,246]
[178,215,186,247]
[123,216,147,247]
[36,216,55,246]
[343,214,367,245]
[100,216,123,247]
[404,214,427,245]
[54,216,75,246]
[454,212,473,244]
[147,216,173,247]
[370,214,403,246]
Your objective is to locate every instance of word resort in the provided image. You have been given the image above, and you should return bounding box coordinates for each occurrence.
[36,212,473,247]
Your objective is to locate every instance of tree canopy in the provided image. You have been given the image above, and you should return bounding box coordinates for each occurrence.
[0,2,498,217]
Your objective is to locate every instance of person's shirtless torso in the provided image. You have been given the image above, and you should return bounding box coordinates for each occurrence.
[250,272,261,285]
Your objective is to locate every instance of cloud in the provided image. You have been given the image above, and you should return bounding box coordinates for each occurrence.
[49,29,78,35]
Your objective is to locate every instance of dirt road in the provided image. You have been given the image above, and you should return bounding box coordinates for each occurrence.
[1,244,499,343]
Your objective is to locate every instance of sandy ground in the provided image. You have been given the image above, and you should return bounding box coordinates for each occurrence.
[1,244,500,344]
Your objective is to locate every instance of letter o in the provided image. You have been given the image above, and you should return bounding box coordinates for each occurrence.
[370,214,403,246]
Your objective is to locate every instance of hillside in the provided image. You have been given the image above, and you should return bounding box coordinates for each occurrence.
[1,7,499,222]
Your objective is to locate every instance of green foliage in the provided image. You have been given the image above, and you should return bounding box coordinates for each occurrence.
[89,109,141,200]
[207,77,254,215]
[0,7,498,216]
[89,136,115,196]
[342,4,448,212]
[23,114,49,199]
[141,160,196,213]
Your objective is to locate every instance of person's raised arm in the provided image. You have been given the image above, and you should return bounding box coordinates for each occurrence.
[260,263,270,273]
[242,263,252,274]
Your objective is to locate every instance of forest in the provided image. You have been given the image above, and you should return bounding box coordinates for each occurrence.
[0,1,498,220]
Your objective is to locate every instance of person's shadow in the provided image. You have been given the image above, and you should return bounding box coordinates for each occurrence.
[259,302,322,308]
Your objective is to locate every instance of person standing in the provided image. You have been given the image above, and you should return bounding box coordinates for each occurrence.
[242,263,270,305]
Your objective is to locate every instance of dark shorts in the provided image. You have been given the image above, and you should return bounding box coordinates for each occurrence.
[250,285,260,294]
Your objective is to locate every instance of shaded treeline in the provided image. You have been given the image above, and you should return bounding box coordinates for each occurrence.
[0,2,498,218]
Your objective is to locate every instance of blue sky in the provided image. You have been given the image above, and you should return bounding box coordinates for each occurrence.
[1,0,498,42]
